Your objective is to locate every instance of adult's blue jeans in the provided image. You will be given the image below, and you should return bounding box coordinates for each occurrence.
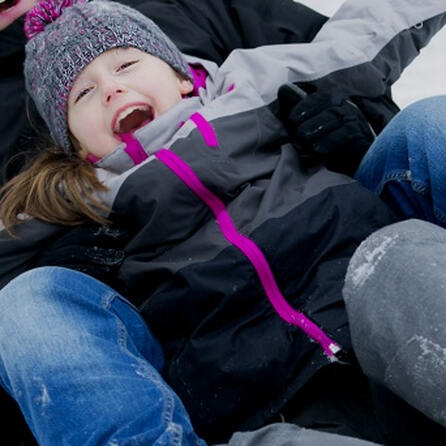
[0,266,207,446]
[355,95,446,227]
[0,267,386,446]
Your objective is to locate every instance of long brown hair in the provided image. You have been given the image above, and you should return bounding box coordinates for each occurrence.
[0,143,110,235]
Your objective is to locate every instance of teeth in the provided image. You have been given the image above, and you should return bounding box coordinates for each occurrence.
[114,105,151,133]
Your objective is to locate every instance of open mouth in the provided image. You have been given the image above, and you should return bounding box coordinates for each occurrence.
[0,0,20,13]
[113,105,154,135]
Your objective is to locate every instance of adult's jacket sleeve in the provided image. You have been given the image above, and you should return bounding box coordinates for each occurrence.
[211,0,446,108]
[123,0,328,65]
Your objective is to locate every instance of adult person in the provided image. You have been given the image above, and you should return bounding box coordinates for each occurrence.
[347,100,446,444]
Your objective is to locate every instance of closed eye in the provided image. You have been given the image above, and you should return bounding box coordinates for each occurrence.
[75,87,93,103]
[117,60,139,72]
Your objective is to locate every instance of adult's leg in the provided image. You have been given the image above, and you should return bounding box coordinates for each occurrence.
[223,423,381,446]
[355,96,446,227]
[0,267,387,446]
[343,220,446,431]
[0,267,206,446]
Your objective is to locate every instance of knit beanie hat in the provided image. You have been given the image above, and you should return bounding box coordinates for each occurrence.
[24,0,192,153]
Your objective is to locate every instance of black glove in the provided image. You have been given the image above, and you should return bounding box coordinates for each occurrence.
[278,83,376,176]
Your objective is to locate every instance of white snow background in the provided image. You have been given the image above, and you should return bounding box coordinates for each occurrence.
[298,0,446,108]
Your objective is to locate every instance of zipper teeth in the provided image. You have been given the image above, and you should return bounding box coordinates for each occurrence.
[155,149,340,357]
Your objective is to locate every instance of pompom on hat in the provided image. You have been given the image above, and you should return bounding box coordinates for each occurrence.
[24,0,192,154]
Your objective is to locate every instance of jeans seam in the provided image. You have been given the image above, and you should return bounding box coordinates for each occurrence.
[410,180,430,195]
[381,171,430,195]
[372,171,407,195]
[381,172,446,225]
[101,290,116,311]
[434,207,446,225]
[101,290,141,313]
[103,292,178,445]
[115,318,128,351]
[131,355,180,445]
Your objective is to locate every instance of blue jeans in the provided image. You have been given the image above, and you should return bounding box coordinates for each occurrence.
[355,95,446,227]
[0,268,387,446]
[0,267,207,446]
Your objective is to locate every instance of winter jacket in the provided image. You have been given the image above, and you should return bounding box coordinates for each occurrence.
[95,1,446,441]
[1,0,446,444]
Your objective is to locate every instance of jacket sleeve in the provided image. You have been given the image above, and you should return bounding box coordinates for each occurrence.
[125,0,328,65]
[213,0,446,108]
[0,220,65,290]
[0,220,128,292]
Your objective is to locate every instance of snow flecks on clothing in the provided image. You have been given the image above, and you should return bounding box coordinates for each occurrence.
[385,334,446,426]
[92,226,126,239]
[89,247,125,266]
[348,233,399,290]
[414,335,446,418]
[132,361,158,382]
[135,367,148,379]
[36,384,51,407]
[416,335,446,367]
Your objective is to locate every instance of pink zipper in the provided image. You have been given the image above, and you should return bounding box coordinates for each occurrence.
[154,148,341,358]
[120,133,149,165]
[189,113,219,147]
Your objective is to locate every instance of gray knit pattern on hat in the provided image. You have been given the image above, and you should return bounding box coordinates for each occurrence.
[24,0,192,153]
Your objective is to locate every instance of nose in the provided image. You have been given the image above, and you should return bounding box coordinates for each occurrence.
[102,80,126,104]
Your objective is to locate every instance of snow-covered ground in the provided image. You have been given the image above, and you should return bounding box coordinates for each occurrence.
[298,0,446,108]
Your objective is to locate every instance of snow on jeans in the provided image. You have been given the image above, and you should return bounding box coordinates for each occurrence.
[0,266,385,446]
[0,266,206,446]
[343,219,446,429]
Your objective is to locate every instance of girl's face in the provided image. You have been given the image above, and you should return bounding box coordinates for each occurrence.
[67,47,193,159]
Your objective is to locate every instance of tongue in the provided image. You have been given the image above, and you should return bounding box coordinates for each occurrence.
[118,109,152,134]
